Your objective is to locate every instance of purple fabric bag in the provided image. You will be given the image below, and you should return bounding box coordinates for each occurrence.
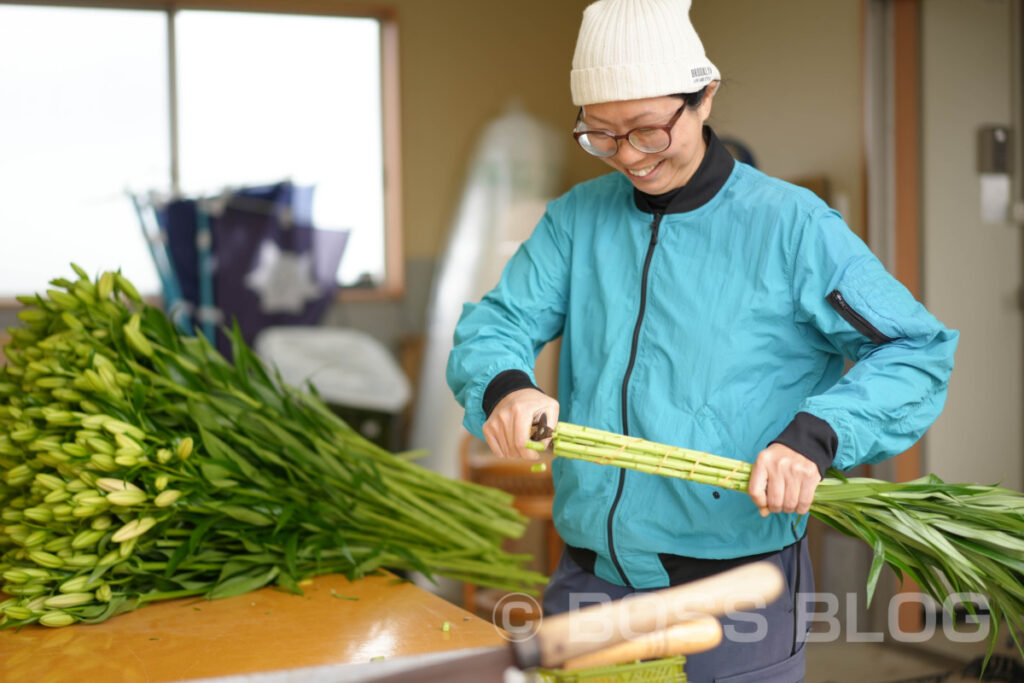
[210,182,348,356]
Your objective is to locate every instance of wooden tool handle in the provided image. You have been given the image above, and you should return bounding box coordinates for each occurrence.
[534,560,783,668]
[560,614,722,670]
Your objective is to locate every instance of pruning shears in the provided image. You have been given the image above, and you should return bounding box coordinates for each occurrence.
[530,413,555,445]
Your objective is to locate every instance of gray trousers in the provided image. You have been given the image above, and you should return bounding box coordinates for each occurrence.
[542,539,813,683]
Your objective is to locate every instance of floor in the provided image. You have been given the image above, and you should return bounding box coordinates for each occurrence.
[805,642,957,682]
[804,637,1024,683]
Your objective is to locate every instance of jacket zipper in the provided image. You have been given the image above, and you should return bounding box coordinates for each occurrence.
[825,290,894,345]
[607,212,663,588]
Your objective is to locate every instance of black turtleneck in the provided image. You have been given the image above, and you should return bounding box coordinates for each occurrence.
[633,125,734,215]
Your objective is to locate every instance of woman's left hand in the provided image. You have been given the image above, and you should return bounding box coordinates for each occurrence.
[747,443,821,517]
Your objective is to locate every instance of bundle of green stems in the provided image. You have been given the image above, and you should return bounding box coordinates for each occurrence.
[529,421,1024,663]
[0,266,546,629]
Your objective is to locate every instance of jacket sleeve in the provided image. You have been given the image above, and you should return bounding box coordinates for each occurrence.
[788,207,959,471]
[445,204,571,439]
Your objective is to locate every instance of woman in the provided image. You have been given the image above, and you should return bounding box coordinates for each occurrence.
[446,0,958,679]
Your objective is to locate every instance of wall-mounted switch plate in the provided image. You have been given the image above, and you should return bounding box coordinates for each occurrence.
[977,125,1012,174]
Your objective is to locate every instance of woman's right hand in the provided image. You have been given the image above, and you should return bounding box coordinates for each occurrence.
[482,388,559,460]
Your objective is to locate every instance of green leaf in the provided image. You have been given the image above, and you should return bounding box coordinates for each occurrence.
[218,559,253,583]
[285,532,299,578]
[219,504,274,527]
[274,504,296,535]
[864,537,887,609]
[165,517,216,577]
[208,565,279,601]
[275,570,303,595]
[76,596,134,624]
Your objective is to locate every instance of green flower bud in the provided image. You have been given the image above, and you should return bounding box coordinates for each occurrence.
[66,478,90,493]
[101,418,146,441]
[3,605,34,620]
[25,595,49,612]
[106,490,147,507]
[2,569,31,584]
[113,453,140,468]
[91,515,113,530]
[44,592,94,609]
[22,507,54,524]
[70,505,101,519]
[96,478,142,493]
[39,610,77,627]
[78,470,99,487]
[115,273,142,302]
[60,575,101,593]
[36,451,70,467]
[43,489,72,504]
[176,437,194,461]
[88,452,117,472]
[60,442,89,458]
[97,549,122,567]
[118,537,136,558]
[33,473,65,491]
[52,388,85,403]
[22,530,48,547]
[5,464,34,485]
[27,550,64,569]
[154,490,182,508]
[47,288,82,310]
[16,309,49,325]
[79,399,104,414]
[111,516,156,543]
[113,433,143,456]
[71,529,105,550]
[43,536,72,553]
[97,272,115,300]
[63,554,98,569]
[85,437,115,455]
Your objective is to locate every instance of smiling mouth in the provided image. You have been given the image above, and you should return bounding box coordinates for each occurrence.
[627,161,660,178]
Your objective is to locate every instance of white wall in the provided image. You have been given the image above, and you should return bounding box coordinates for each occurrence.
[693,0,863,235]
[921,0,1022,490]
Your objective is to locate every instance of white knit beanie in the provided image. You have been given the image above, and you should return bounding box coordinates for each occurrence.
[570,0,720,106]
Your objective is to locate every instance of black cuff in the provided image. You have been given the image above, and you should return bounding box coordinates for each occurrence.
[482,370,539,418]
[770,412,838,479]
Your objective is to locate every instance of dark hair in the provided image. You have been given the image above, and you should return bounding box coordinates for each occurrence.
[671,86,708,109]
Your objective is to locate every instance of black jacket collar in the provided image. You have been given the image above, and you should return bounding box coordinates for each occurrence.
[633,126,734,214]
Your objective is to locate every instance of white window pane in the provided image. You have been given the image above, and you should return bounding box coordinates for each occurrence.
[175,11,384,287]
[0,6,168,297]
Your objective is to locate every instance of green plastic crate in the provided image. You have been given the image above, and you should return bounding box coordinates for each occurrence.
[533,655,686,682]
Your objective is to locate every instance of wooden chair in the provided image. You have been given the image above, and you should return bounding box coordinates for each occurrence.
[459,431,561,618]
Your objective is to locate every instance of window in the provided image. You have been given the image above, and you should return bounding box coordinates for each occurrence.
[0,2,402,300]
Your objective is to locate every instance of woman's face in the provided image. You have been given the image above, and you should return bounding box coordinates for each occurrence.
[580,86,715,195]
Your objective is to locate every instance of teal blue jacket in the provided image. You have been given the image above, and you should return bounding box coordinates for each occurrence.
[447,134,958,589]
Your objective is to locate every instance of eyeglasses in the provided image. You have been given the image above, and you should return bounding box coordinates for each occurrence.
[572,102,686,158]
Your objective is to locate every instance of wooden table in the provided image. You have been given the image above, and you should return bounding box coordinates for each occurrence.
[0,573,507,682]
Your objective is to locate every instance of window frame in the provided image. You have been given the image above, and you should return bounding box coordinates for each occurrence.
[0,0,405,304]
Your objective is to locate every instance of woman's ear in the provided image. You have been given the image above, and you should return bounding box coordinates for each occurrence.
[700,81,719,120]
